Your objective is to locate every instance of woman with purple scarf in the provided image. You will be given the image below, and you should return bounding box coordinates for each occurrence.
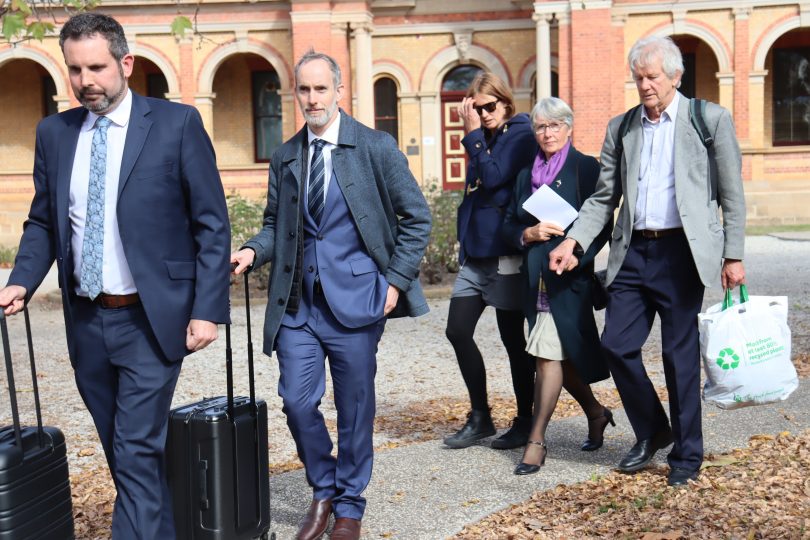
[502,97,613,475]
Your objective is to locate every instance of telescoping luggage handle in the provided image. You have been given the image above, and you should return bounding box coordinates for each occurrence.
[0,307,46,449]
[224,272,266,534]
[224,272,257,422]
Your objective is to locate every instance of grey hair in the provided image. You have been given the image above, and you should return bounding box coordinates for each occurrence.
[59,13,129,62]
[627,36,684,86]
[294,49,342,89]
[530,97,574,130]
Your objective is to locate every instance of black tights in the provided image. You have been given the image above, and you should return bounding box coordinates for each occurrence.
[445,295,534,418]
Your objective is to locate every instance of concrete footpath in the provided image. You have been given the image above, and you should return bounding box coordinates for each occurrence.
[267,387,810,539]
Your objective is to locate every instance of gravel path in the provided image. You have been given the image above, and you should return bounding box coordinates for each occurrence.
[0,234,808,538]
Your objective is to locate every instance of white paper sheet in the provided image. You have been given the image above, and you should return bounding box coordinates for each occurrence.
[521,184,579,228]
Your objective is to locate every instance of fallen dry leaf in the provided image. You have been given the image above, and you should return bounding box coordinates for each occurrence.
[453,430,810,540]
[700,456,740,468]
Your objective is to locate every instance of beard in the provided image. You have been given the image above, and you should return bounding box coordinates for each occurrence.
[79,88,123,113]
[303,98,339,129]
[79,67,127,114]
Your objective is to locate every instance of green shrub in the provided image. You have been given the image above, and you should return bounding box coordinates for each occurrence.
[0,245,17,268]
[227,191,270,289]
[421,182,462,284]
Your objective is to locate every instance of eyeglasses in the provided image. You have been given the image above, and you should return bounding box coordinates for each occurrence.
[535,122,565,134]
[473,100,499,116]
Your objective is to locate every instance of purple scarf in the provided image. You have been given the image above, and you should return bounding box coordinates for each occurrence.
[531,140,571,192]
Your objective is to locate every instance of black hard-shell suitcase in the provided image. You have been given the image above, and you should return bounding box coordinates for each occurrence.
[0,308,74,539]
[167,274,272,540]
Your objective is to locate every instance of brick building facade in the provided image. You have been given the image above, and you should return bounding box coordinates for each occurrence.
[1,0,809,244]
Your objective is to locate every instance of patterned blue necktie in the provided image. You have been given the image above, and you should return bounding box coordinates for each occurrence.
[307,139,327,225]
[80,116,112,300]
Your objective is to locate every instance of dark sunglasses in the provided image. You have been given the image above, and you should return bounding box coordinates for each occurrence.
[473,99,499,115]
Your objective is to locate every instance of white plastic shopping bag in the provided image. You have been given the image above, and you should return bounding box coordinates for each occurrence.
[698,285,798,409]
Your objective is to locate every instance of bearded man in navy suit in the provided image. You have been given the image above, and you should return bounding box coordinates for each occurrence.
[232,51,431,540]
[0,13,230,539]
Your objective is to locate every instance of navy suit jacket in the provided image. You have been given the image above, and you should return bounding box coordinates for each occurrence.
[281,168,390,330]
[456,112,536,263]
[243,110,432,355]
[8,92,231,362]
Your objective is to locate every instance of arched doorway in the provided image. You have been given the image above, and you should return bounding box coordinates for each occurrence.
[440,65,483,190]
[766,29,810,146]
[671,35,719,102]
[0,59,56,172]
[129,57,169,99]
[212,54,282,166]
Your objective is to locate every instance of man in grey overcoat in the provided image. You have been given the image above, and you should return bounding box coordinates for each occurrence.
[549,36,746,488]
[231,51,431,540]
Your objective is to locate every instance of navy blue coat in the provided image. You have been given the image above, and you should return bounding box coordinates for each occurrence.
[457,113,537,263]
[8,92,232,362]
[501,147,611,384]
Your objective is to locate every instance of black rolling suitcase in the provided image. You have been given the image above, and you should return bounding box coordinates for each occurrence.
[167,274,272,540]
[0,308,74,539]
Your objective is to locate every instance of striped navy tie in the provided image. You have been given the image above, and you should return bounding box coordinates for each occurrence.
[307,139,327,225]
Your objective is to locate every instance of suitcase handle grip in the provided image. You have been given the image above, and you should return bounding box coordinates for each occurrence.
[198,460,209,510]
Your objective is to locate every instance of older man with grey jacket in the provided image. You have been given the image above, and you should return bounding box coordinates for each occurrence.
[549,36,746,488]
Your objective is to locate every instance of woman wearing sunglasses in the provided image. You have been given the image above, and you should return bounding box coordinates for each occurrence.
[501,97,613,475]
[444,72,537,451]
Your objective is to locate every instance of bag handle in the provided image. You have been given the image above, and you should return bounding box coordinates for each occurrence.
[224,271,257,423]
[224,270,262,528]
[722,284,749,310]
[1,306,45,448]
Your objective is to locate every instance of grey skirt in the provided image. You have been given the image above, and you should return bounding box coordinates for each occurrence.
[450,256,523,311]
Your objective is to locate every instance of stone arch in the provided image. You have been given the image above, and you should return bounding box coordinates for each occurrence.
[129,42,180,98]
[753,16,803,71]
[0,46,68,97]
[517,56,559,89]
[372,60,413,93]
[419,44,510,93]
[648,21,731,73]
[198,38,291,95]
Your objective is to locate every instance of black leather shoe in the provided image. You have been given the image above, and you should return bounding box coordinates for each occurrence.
[514,440,547,475]
[491,415,532,449]
[668,467,699,487]
[444,409,496,448]
[581,407,616,452]
[617,429,674,473]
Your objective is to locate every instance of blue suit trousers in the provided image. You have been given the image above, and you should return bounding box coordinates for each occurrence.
[276,293,385,520]
[72,298,182,540]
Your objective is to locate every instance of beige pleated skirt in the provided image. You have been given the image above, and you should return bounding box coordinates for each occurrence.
[526,311,566,361]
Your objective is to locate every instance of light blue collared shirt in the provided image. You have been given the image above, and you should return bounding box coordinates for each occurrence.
[634,91,682,230]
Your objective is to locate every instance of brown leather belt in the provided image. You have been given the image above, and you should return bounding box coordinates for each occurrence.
[633,227,684,240]
[95,293,140,309]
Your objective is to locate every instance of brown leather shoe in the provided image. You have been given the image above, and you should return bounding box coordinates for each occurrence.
[330,517,361,540]
[295,498,332,540]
